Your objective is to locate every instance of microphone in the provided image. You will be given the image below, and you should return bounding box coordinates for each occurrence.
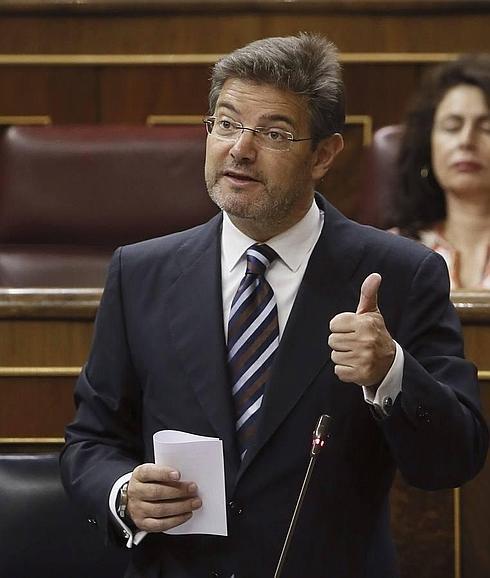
[311,413,331,456]
[273,414,331,578]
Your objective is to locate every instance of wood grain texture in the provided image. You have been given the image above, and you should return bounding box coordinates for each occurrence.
[0,376,76,437]
[391,476,455,578]
[0,5,489,54]
[460,382,490,578]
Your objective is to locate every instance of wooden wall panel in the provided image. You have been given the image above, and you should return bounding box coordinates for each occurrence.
[0,376,76,437]
[0,7,489,54]
[0,319,93,365]
[391,479,455,578]
[461,326,490,371]
[98,65,212,121]
[0,60,454,132]
[343,63,424,128]
[97,61,428,129]
[457,298,490,578]
[461,381,490,578]
[0,66,98,122]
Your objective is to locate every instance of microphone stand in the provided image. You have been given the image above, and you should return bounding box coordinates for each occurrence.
[273,414,331,578]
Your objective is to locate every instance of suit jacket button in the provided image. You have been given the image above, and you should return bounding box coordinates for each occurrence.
[416,404,431,423]
[209,572,221,577]
[87,518,97,527]
[228,501,243,516]
[382,396,393,411]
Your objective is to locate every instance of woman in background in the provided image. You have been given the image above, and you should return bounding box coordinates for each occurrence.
[390,55,490,289]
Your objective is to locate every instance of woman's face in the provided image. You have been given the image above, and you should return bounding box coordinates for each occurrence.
[431,84,490,198]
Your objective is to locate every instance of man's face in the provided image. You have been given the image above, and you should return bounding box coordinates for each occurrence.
[205,79,340,238]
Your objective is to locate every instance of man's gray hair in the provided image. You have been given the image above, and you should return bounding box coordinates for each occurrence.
[208,32,345,146]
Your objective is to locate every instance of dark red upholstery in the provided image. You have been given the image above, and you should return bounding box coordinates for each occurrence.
[359,125,403,228]
[0,245,113,287]
[0,125,218,287]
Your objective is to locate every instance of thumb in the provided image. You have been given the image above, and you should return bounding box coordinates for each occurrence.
[356,273,382,314]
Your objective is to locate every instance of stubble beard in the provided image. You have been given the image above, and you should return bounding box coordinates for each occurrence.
[206,170,311,225]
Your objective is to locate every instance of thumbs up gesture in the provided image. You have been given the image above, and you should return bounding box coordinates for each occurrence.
[328,273,396,388]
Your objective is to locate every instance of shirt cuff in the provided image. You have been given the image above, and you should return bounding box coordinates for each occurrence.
[363,341,403,416]
[109,471,148,548]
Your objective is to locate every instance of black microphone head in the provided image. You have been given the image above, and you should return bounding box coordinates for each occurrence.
[311,414,331,455]
[314,414,331,441]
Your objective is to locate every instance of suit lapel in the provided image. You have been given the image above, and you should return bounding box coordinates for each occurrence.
[238,197,366,476]
[166,215,240,483]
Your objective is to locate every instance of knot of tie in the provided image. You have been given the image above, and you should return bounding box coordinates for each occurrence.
[245,244,278,276]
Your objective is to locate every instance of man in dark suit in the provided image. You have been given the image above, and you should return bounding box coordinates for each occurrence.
[61,33,488,578]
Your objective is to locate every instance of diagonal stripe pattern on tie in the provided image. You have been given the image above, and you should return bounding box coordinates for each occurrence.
[227,243,279,458]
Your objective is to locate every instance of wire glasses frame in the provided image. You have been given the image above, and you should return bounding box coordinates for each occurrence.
[203,116,312,152]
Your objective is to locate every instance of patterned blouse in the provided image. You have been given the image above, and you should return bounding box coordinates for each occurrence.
[390,225,490,290]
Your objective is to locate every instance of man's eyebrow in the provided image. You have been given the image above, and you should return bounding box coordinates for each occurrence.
[258,114,296,129]
[214,102,296,129]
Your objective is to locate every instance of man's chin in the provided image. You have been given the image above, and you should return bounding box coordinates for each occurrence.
[218,202,259,220]
[209,188,262,218]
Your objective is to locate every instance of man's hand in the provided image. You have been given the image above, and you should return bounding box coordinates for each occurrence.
[328,273,395,388]
[127,464,202,532]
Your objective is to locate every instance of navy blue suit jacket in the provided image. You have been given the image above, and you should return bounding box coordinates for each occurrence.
[61,195,488,578]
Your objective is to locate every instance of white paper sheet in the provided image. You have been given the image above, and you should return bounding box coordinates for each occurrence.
[153,430,228,536]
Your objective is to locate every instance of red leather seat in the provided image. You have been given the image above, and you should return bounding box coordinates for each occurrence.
[0,125,218,287]
[359,124,403,228]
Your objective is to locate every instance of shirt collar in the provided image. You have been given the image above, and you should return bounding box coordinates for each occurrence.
[222,200,323,273]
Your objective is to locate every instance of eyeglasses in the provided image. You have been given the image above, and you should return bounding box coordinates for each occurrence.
[203,116,312,152]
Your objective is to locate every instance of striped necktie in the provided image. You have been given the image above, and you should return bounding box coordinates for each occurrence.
[227,243,279,458]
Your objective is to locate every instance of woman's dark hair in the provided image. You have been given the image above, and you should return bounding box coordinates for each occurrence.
[390,54,490,237]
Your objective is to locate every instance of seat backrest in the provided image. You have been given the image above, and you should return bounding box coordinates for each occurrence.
[0,453,129,578]
[358,124,404,228]
[0,124,218,286]
[0,124,216,244]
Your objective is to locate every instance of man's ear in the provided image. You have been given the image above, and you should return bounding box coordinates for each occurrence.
[311,133,344,181]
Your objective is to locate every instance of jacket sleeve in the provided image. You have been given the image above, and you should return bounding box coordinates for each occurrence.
[60,247,144,543]
[379,250,489,489]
